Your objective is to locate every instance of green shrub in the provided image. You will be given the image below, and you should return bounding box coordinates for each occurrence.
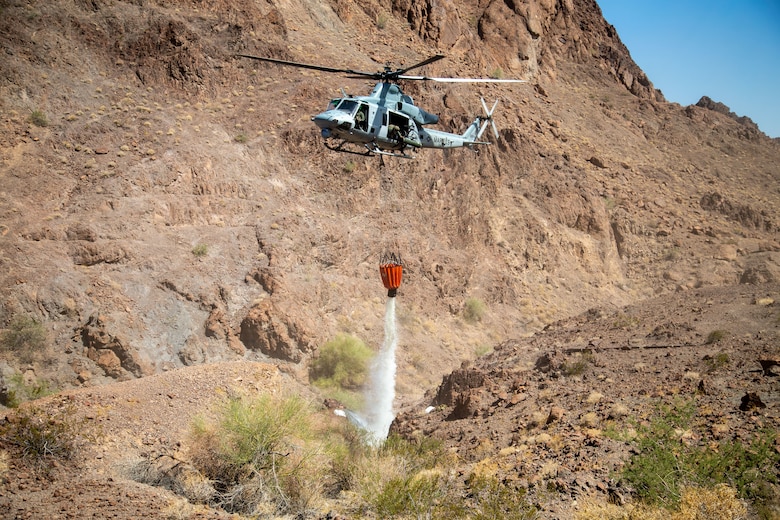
[562,350,594,377]
[474,344,493,357]
[185,410,537,519]
[379,433,446,469]
[189,393,326,515]
[612,312,640,329]
[310,334,373,390]
[374,471,443,518]
[1,405,88,473]
[703,352,730,373]
[621,398,780,511]
[233,133,247,143]
[622,399,697,506]
[29,109,48,127]
[191,244,208,257]
[463,475,537,520]
[343,160,356,173]
[191,394,309,481]
[463,297,486,324]
[705,329,728,344]
[353,434,453,517]
[1,316,47,363]
[2,373,54,408]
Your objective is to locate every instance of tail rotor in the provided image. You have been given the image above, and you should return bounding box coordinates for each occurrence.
[478,97,500,140]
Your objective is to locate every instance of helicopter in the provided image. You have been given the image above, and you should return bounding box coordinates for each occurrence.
[237,54,524,158]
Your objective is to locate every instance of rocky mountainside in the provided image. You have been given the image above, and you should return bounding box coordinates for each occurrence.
[1,0,777,399]
[0,0,778,517]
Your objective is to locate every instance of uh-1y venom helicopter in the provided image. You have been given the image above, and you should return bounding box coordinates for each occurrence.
[237,54,524,158]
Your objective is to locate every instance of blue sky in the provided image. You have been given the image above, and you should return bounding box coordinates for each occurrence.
[597,1,780,138]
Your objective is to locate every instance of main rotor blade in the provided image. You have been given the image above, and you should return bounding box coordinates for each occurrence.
[236,54,376,78]
[237,54,524,84]
[238,54,447,81]
[395,55,446,75]
[399,75,526,83]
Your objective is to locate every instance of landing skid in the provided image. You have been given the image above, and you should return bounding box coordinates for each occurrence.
[366,143,415,159]
[324,139,374,157]
[323,139,414,159]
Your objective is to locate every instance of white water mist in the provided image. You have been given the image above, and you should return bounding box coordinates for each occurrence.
[359,297,398,445]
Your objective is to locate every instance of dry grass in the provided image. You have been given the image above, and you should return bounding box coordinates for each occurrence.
[576,484,747,520]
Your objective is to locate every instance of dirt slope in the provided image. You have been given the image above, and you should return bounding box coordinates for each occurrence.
[394,283,780,517]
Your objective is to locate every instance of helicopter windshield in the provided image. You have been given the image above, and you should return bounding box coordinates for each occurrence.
[335,99,359,114]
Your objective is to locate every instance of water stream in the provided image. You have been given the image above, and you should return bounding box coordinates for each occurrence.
[357,297,398,445]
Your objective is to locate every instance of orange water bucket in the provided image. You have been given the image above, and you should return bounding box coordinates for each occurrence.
[379,263,403,297]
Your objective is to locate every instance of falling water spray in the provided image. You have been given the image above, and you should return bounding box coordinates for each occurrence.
[344,256,402,443]
[359,297,398,445]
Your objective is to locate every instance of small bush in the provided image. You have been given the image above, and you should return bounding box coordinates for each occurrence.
[310,334,373,390]
[675,484,747,520]
[474,344,492,357]
[703,352,730,373]
[463,474,537,520]
[189,393,327,515]
[1,405,88,473]
[1,316,47,363]
[376,13,388,30]
[705,329,728,344]
[612,313,640,330]
[343,160,356,173]
[2,373,54,408]
[233,133,247,143]
[374,471,443,518]
[29,109,48,127]
[562,350,594,376]
[620,398,780,511]
[621,398,697,506]
[192,244,208,257]
[576,485,746,519]
[463,297,486,324]
[350,434,455,517]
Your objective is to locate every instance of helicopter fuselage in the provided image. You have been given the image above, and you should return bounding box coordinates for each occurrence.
[237,54,521,157]
[311,82,489,155]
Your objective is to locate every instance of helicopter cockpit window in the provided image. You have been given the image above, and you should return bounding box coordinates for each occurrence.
[401,94,414,105]
[326,99,340,111]
[354,103,369,131]
[335,99,358,114]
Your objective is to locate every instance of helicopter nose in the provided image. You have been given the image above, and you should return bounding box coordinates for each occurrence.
[311,112,332,129]
[312,110,352,131]
[311,111,337,129]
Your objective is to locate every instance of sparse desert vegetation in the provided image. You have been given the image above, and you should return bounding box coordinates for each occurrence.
[0,0,778,518]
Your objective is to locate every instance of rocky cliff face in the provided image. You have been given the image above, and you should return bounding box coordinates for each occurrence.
[0,0,777,401]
